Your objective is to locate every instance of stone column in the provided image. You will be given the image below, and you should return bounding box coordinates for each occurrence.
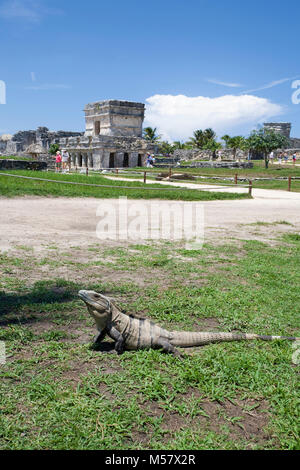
[115,152,124,168]
[102,151,111,169]
[130,152,138,168]
[76,153,81,167]
[88,152,93,168]
[93,151,103,170]
[83,154,88,168]
[71,154,76,168]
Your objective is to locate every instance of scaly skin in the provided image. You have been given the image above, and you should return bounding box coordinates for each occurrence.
[78,290,299,357]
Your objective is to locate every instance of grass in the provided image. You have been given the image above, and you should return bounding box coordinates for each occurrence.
[0,170,249,201]
[0,236,299,450]
[124,161,300,192]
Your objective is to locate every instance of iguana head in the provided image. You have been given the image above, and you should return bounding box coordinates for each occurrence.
[78,290,112,328]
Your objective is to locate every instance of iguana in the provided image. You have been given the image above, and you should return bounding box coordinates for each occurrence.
[78,290,299,357]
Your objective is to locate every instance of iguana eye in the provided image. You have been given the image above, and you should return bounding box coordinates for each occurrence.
[94,294,100,299]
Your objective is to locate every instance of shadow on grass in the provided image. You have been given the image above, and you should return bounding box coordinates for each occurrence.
[0,279,81,325]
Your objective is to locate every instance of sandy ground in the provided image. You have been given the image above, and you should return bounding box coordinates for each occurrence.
[1,184,300,252]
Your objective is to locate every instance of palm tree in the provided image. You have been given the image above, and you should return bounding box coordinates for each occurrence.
[188,128,217,149]
[143,127,160,142]
[173,141,186,150]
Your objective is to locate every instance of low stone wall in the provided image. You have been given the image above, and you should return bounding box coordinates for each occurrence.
[173,149,212,160]
[0,160,47,170]
[36,154,56,170]
[173,148,248,161]
[180,161,253,169]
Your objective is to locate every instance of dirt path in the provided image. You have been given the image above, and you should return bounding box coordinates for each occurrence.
[1,189,300,252]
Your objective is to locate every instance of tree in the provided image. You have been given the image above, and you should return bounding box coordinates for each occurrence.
[221,135,231,148]
[158,141,174,155]
[143,127,161,142]
[48,143,60,155]
[221,135,248,159]
[188,128,217,149]
[172,141,186,151]
[202,139,221,152]
[247,129,289,168]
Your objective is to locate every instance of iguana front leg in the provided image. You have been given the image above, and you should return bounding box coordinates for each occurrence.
[107,326,126,355]
[93,328,108,345]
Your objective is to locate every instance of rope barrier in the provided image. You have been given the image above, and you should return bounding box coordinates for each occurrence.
[0,172,248,193]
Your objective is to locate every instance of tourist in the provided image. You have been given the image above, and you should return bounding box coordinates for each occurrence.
[278,153,283,165]
[284,153,289,164]
[55,150,62,172]
[62,150,70,172]
[146,153,153,168]
[269,151,274,164]
[292,153,297,166]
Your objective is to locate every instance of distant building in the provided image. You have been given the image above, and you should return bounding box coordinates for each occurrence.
[59,100,157,169]
[264,122,300,149]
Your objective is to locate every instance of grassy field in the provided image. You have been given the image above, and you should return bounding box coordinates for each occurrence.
[0,234,299,450]
[115,161,300,192]
[123,161,300,192]
[0,170,249,201]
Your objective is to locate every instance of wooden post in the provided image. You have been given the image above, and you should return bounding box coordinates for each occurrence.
[169,167,172,178]
[288,176,292,192]
[235,173,238,185]
[75,166,78,173]
[248,180,253,196]
[144,171,147,184]
[116,168,119,176]
[86,167,89,176]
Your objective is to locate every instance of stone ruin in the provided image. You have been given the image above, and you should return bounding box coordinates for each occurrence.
[263,122,300,150]
[173,148,248,162]
[0,126,82,156]
[59,100,157,170]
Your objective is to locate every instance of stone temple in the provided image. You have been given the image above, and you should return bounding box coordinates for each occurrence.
[59,100,157,170]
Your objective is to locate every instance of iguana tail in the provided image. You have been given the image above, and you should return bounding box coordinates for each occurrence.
[170,331,299,348]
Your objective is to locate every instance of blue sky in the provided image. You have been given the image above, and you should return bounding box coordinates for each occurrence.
[1,0,300,141]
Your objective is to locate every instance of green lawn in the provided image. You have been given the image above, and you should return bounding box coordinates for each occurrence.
[0,235,299,450]
[0,170,249,201]
[119,161,300,192]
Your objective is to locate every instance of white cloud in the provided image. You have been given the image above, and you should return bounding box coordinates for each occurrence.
[243,77,298,94]
[144,94,283,141]
[207,79,243,88]
[0,0,62,23]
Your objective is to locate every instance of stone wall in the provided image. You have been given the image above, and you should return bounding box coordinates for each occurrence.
[180,161,253,169]
[173,149,210,160]
[173,148,248,161]
[0,160,47,170]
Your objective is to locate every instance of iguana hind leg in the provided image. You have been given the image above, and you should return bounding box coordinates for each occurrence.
[156,338,184,359]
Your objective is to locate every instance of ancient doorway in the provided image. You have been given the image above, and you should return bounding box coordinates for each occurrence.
[138,154,142,167]
[109,153,115,168]
[94,121,100,135]
[123,153,129,168]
